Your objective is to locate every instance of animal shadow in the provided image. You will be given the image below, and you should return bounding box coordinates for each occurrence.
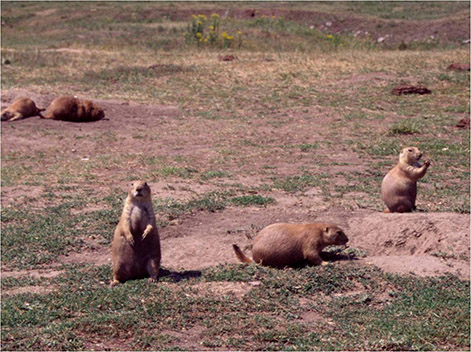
[160,268,202,282]
[320,247,362,263]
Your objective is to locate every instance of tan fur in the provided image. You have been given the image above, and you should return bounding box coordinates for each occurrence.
[41,96,104,122]
[233,223,348,268]
[111,181,161,286]
[381,147,431,213]
[1,97,45,121]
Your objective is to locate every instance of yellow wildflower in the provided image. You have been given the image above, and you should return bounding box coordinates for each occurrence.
[326,34,333,39]
[196,32,202,38]
[211,13,219,18]
[208,25,214,30]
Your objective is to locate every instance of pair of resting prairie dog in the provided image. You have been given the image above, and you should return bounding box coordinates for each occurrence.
[1,96,104,122]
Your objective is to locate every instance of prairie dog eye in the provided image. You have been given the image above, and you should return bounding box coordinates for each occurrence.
[408,148,413,152]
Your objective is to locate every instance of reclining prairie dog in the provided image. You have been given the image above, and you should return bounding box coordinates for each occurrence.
[233,223,348,268]
[381,146,431,213]
[1,97,45,121]
[41,96,104,122]
[111,180,161,286]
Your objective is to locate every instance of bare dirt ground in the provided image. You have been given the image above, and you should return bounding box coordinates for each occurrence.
[1,90,469,282]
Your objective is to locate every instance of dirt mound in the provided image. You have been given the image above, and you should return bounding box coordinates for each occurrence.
[456,118,470,129]
[392,84,432,96]
[347,212,469,258]
[347,212,470,279]
[447,63,470,71]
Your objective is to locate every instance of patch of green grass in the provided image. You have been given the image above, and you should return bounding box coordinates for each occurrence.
[1,205,84,268]
[325,274,470,350]
[272,173,327,193]
[390,119,423,135]
[298,143,319,152]
[200,170,229,180]
[153,166,199,179]
[155,190,276,223]
[154,192,228,221]
[229,195,275,207]
[2,263,469,351]
[1,202,117,269]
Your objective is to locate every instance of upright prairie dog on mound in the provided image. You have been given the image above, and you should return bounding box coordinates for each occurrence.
[1,97,45,121]
[233,223,348,268]
[381,147,431,213]
[42,96,104,122]
[111,181,161,286]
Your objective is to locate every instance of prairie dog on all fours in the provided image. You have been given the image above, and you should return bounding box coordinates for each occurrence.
[233,223,348,268]
[41,96,104,122]
[1,97,45,121]
[381,147,431,213]
[111,181,161,286]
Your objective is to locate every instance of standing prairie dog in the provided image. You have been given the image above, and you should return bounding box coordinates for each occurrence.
[381,146,431,213]
[42,96,104,122]
[1,97,45,121]
[233,223,348,268]
[111,181,161,286]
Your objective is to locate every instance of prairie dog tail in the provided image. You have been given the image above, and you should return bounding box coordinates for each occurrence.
[232,244,253,264]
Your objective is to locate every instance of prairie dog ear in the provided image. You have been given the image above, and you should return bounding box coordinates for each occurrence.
[324,226,329,233]
[144,182,148,186]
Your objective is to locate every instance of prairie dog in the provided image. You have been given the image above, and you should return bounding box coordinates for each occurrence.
[1,97,45,121]
[381,147,431,213]
[111,181,161,286]
[42,96,104,122]
[233,223,348,268]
